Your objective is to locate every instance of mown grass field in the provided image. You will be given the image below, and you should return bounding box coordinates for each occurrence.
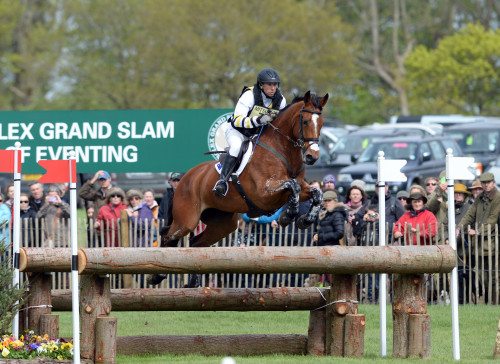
[56,304,499,363]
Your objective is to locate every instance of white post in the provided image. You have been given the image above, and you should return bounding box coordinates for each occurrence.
[377,151,387,357]
[12,142,21,339]
[446,148,461,361]
[69,152,81,364]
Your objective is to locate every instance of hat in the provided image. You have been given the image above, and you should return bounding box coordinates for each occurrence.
[454,183,470,195]
[322,174,336,184]
[408,192,427,204]
[396,190,409,199]
[323,190,337,201]
[170,172,182,181]
[468,180,483,190]
[126,189,143,200]
[106,187,125,203]
[351,179,366,190]
[479,172,494,183]
[98,171,111,180]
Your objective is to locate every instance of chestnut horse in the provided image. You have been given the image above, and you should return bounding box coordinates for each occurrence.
[162,90,329,248]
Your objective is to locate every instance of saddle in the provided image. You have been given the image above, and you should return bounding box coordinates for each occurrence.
[215,138,254,176]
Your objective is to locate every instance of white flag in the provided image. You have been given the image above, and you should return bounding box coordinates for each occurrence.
[447,157,475,180]
[379,159,407,182]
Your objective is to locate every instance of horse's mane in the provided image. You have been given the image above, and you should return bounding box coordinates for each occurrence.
[279,93,324,114]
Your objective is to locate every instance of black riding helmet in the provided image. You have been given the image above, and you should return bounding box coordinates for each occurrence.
[257,68,280,87]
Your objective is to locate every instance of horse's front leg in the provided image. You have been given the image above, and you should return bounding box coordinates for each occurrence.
[277,179,301,227]
[296,185,323,229]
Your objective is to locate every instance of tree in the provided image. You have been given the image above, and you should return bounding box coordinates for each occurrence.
[405,24,500,115]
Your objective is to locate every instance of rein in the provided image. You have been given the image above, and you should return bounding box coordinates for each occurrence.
[267,107,321,149]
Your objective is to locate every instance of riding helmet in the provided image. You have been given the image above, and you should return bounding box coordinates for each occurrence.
[257,68,280,86]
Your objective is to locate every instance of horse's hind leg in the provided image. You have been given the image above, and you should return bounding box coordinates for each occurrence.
[190,211,239,247]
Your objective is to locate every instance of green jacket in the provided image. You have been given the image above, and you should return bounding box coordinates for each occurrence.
[459,188,500,255]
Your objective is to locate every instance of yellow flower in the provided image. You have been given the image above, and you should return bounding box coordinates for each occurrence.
[1,347,9,357]
[57,355,63,360]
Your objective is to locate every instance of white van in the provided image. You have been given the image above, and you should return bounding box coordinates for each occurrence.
[389,114,499,126]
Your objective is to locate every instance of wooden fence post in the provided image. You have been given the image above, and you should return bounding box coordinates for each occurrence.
[27,272,52,334]
[307,308,325,355]
[392,274,428,358]
[80,274,111,361]
[326,274,364,357]
[95,316,117,363]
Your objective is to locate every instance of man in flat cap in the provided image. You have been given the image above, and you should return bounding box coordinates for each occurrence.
[459,171,500,304]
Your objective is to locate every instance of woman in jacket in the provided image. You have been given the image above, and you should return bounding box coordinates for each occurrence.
[314,190,347,246]
[95,187,127,247]
[393,192,437,245]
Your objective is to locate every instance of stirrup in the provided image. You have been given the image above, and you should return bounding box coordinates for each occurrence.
[213,180,228,197]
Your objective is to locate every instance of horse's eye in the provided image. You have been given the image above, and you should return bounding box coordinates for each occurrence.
[303,120,309,126]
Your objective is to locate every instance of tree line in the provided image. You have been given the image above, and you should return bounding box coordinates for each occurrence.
[0,0,498,124]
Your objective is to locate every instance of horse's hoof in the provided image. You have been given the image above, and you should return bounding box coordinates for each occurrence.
[146,274,166,286]
[278,215,291,227]
[296,216,313,229]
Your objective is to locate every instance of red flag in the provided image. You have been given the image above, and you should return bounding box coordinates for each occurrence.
[38,160,77,183]
[0,149,22,173]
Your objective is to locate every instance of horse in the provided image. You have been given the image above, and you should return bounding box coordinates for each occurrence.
[162,90,329,249]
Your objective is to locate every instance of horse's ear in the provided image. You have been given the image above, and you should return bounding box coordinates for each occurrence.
[320,93,329,108]
[304,90,311,103]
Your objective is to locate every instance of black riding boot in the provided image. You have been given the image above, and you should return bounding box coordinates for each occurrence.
[213,155,238,197]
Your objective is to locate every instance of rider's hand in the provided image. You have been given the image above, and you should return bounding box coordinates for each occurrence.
[255,114,273,126]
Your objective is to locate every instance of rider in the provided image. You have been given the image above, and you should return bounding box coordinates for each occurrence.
[212,67,287,197]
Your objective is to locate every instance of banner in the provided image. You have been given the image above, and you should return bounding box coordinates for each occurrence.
[0,109,231,174]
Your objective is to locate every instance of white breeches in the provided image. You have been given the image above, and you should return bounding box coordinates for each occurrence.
[225,126,247,157]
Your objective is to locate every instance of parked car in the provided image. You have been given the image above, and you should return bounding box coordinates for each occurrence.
[305,124,442,182]
[336,136,463,196]
[389,114,500,127]
[111,172,170,199]
[446,120,500,175]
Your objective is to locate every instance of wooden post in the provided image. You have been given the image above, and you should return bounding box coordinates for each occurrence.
[494,319,500,359]
[392,274,427,358]
[343,314,365,357]
[307,309,325,355]
[326,274,363,357]
[27,272,52,334]
[39,313,59,339]
[120,210,133,289]
[95,317,117,363]
[80,274,111,361]
[408,314,431,358]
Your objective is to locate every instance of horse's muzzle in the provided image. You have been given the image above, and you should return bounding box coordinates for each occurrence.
[304,154,318,165]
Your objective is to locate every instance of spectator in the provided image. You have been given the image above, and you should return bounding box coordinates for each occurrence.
[409,183,427,197]
[95,187,127,247]
[79,170,113,220]
[351,179,366,191]
[19,193,37,246]
[459,172,500,304]
[313,190,346,246]
[36,185,71,248]
[28,182,45,213]
[424,176,439,196]
[468,179,483,202]
[364,185,405,244]
[138,190,159,246]
[396,190,410,210]
[393,192,437,245]
[158,172,182,228]
[5,184,14,210]
[125,189,143,220]
[0,193,11,247]
[311,190,346,287]
[241,206,284,246]
[344,185,368,246]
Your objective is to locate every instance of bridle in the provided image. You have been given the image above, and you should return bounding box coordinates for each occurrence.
[267,106,322,150]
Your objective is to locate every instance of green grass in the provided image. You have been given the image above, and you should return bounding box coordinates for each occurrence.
[55,304,499,363]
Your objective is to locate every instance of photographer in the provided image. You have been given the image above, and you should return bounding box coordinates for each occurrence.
[36,185,70,248]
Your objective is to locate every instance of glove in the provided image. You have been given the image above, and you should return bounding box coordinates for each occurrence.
[255,114,273,126]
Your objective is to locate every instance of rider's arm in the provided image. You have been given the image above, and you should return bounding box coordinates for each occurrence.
[231,91,260,129]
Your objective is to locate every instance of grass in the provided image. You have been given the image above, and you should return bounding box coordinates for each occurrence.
[55,304,499,363]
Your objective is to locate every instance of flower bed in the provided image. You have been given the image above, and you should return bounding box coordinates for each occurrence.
[0,332,72,361]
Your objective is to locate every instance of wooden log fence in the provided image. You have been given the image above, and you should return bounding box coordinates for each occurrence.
[19,245,456,362]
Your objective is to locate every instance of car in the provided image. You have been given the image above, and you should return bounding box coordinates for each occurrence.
[389,114,500,127]
[336,136,463,196]
[304,124,442,182]
[111,172,170,200]
[446,120,500,175]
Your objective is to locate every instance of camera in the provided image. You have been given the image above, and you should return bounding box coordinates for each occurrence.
[369,213,378,218]
[49,196,58,203]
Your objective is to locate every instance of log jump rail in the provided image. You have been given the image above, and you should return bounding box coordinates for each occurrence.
[19,245,456,362]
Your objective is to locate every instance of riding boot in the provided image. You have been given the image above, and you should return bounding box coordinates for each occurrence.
[213,155,238,197]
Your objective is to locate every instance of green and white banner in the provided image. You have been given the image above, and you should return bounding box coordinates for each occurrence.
[0,109,231,173]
